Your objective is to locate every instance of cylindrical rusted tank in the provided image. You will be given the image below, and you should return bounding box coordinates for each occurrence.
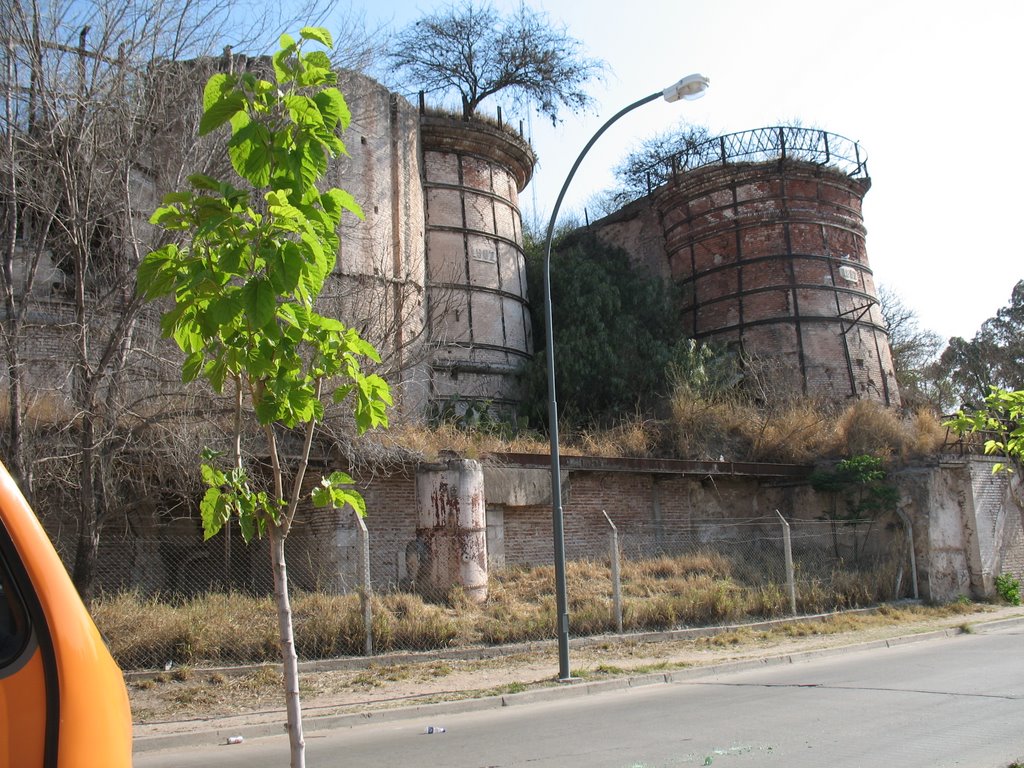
[592,128,900,408]
[420,115,537,420]
[413,457,488,603]
[654,139,898,406]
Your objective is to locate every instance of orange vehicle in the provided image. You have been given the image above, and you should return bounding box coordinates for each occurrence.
[0,460,132,767]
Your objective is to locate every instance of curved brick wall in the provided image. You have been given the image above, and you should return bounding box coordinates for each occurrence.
[420,116,537,417]
[654,160,899,406]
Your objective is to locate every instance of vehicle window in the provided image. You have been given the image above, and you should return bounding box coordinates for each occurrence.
[0,550,30,667]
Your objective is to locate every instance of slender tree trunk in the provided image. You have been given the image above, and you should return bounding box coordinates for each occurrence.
[72,409,101,603]
[269,524,305,767]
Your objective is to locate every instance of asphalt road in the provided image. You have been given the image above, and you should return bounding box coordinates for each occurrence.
[135,622,1024,767]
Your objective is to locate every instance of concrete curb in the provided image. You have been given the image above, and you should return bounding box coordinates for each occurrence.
[131,611,1024,755]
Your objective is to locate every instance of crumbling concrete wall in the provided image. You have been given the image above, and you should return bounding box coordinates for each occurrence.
[898,457,1024,601]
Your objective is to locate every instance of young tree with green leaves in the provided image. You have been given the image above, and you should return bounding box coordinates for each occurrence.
[809,455,899,563]
[946,387,1024,475]
[138,28,390,767]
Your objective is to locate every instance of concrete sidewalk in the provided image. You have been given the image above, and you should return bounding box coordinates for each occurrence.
[131,604,1024,756]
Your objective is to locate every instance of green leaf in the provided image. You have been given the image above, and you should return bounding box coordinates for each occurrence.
[314,88,349,131]
[273,35,298,82]
[228,123,273,187]
[200,462,226,488]
[207,292,243,327]
[205,357,229,393]
[202,73,233,112]
[299,26,333,47]
[242,278,276,329]
[254,389,284,424]
[182,351,205,383]
[238,513,256,544]
[200,93,246,136]
[346,490,367,518]
[161,191,194,205]
[149,205,184,228]
[321,188,364,221]
[311,472,366,516]
[284,94,325,129]
[188,173,223,191]
[200,487,226,540]
[136,247,178,299]
[270,242,304,293]
[299,51,334,88]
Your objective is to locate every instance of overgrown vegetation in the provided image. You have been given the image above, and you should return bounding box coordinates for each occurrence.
[520,231,681,430]
[126,600,991,725]
[508,228,950,463]
[995,573,1022,606]
[810,455,899,563]
[400,394,949,465]
[938,281,1024,410]
[95,551,899,671]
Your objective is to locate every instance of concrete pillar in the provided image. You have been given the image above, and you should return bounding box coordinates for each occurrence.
[413,458,488,603]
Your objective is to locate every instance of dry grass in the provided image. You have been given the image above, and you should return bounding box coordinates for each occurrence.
[355,393,945,467]
[834,400,909,458]
[667,394,751,459]
[97,550,906,671]
[749,401,836,463]
[906,408,949,456]
[372,422,549,461]
[580,412,662,458]
[128,599,1001,724]
[662,389,948,463]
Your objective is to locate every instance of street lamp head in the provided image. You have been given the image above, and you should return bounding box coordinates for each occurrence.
[663,73,710,103]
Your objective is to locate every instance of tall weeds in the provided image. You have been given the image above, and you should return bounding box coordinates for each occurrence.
[95,551,900,670]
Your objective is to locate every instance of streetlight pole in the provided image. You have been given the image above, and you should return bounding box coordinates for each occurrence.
[542,74,710,682]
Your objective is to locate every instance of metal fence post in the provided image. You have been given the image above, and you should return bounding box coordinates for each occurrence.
[353,508,373,656]
[603,510,623,634]
[894,507,919,600]
[776,510,797,616]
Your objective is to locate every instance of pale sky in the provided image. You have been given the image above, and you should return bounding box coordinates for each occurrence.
[348,0,1022,344]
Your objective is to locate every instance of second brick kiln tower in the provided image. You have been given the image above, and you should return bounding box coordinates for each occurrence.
[419,115,537,416]
[594,127,899,407]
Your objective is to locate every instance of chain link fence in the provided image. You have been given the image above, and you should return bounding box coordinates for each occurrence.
[597,514,909,633]
[84,512,911,672]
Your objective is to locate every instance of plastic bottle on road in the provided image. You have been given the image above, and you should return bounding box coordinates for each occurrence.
[424,726,446,734]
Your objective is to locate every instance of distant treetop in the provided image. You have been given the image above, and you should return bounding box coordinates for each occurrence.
[387,0,605,123]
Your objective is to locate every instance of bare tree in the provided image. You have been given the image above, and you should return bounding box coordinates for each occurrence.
[878,284,945,410]
[1,0,382,601]
[387,0,605,122]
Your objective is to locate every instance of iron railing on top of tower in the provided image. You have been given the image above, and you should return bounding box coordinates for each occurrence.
[638,126,868,197]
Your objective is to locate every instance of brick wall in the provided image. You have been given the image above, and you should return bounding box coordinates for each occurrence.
[420,116,536,416]
[593,160,900,407]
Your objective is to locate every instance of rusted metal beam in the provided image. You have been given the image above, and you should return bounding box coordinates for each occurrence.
[487,452,813,479]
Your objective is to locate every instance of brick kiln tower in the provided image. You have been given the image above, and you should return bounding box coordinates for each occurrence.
[419,115,537,417]
[595,127,899,407]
